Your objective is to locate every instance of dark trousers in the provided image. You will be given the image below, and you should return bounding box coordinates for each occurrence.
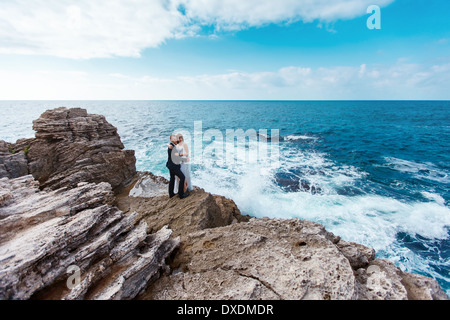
[168,165,185,197]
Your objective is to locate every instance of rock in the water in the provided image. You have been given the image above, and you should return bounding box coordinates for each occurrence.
[0,175,179,300]
[27,107,136,191]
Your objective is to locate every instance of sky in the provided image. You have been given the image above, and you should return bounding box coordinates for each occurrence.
[0,0,449,100]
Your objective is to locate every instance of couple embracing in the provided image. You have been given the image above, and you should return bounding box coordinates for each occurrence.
[166,133,193,199]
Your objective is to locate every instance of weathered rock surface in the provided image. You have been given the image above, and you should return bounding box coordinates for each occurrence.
[0,140,29,179]
[25,107,136,191]
[354,259,448,300]
[141,217,448,300]
[142,218,354,300]
[0,175,179,300]
[115,172,250,237]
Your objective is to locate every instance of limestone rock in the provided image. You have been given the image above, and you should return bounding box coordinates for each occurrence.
[400,271,449,300]
[353,259,449,300]
[142,216,448,300]
[0,140,29,179]
[144,269,280,300]
[27,107,136,191]
[115,172,250,237]
[0,175,179,300]
[356,259,409,300]
[143,218,357,300]
[336,239,375,270]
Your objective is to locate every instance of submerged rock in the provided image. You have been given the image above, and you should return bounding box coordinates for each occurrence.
[274,172,322,194]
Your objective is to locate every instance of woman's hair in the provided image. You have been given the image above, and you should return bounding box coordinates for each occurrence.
[177,133,184,141]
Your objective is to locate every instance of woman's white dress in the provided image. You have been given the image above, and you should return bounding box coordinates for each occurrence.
[174,143,193,193]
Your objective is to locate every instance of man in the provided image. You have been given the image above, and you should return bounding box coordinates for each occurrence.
[166,134,190,199]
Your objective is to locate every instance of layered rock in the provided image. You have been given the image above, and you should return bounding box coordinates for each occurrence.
[25,107,136,191]
[0,140,30,179]
[0,175,179,300]
[141,217,448,300]
[115,172,250,237]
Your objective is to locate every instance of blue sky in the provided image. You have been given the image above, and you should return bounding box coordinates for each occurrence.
[0,0,449,100]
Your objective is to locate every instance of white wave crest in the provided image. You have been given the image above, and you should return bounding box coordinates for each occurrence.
[284,134,318,141]
[384,157,449,183]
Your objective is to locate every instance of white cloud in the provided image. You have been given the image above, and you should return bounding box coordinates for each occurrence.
[2,61,449,100]
[0,0,394,59]
[0,0,186,59]
[180,0,394,29]
[158,62,450,99]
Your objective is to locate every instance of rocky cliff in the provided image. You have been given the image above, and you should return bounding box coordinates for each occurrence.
[0,107,447,300]
[0,175,179,300]
[0,107,136,191]
[125,174,447,300]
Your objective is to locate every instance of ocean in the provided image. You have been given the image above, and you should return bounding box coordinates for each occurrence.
[1,100,449,295]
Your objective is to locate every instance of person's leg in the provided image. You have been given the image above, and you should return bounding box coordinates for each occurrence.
[181,164,189,193]
[178,173,186,197]
[174,176,179,194]
[168,170,175,197]
[173,167,186,197]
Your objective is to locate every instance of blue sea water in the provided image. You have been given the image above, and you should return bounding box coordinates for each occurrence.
[1,100,449,295]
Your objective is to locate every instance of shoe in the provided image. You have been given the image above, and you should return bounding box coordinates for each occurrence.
[169,194,176,198]
[179,192,190,199]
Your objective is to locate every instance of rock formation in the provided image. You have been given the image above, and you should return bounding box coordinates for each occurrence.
[119,174,447,300]
[0,175,179,300]
[115,172,250,237]
[0,140,29,179]
[0,107,136,191]
[0,107,447,300]
[140,217,447,300]
[29,107,136,191]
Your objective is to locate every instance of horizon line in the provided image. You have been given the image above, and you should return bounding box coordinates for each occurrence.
[1,99,450,102]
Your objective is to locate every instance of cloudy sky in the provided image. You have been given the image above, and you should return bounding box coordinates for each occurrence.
[0,0,449,100]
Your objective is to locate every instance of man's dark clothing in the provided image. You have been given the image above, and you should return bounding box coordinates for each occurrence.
[166,142,185,197]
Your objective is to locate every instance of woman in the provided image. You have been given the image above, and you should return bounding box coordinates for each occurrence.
[176,133,193,192]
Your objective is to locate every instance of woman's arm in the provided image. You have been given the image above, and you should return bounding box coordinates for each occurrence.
[167,144,180,156]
